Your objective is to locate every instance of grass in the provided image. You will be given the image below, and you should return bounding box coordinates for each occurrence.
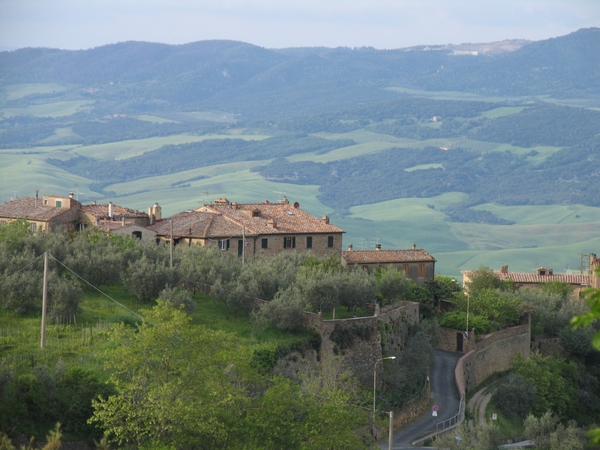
[478,107,526,119]
[0,282,315,379]
[71,132,270,161]
[0,100,94,118]
[486,398,525,442]
[1,83,70,101]
[405,163,444,172]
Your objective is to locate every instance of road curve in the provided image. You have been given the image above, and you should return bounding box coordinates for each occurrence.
[380,350,463,449]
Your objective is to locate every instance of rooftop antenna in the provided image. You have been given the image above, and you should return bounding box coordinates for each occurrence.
[358,237,366,250]
[74,184,84,201]
[272,191,286,201]
[10,190,18,200]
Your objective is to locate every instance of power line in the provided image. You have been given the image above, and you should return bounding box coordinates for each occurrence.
[0,254,44,286]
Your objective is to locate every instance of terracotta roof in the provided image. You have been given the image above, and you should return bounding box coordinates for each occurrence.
[148,200,344,238]
[147,211,243,239]
[99,221,134,231]
[200,201,344,235]
[461,270,590,286]
[81,204,148,219]
[0,197,76,221]
[342,248,436,264]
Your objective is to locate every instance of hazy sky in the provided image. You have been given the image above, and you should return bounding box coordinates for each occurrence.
[1,0,598,51]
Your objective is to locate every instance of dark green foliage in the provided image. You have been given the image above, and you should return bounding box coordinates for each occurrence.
[493,374,536,419]
[466,267,507,293]
[251,347,277,375]
[407,285,435,319]
[511,353,578,420]
[381,320,437,409]
[425,276,462,306]
[48,275,84,321]
[440,311,492,334]
[49,135,355,186]
[377,267,413,304]
[121,255,176,303]
[559,326,595,359]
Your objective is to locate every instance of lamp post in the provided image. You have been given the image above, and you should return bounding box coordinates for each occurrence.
[373,356,396,438]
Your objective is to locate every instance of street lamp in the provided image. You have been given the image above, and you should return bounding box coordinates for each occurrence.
[373,356,396,437]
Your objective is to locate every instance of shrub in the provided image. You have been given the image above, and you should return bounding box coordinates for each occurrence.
[493,374,536,418]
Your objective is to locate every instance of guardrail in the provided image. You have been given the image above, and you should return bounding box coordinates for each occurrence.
[436,394,464,431]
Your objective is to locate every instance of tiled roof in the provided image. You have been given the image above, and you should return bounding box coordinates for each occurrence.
[147,211,243,239]
[81,204,148,218]
[342,249,436,264]
[461,270,590,286]
[99,221,135,231]
[148,200,344,238]
[202,201,344,235]
[0,197,75,221]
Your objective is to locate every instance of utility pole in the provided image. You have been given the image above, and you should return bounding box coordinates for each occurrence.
[40,251,48,349]
[388,411,393,450]
[170,219,174,269]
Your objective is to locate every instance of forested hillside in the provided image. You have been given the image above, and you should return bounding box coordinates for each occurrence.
[1,28,599,274]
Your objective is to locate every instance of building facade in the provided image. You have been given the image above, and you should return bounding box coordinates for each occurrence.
[341,244,436,285]
[147,197,344,259]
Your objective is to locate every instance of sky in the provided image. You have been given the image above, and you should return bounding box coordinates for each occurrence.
[0,0,599,51]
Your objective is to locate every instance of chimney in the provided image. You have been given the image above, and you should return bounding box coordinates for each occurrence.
[153,203,162,221]
[348,243,353,251]
[321,215,330,225]
[69,192,74,199]
[35,190,39,208]
[231,202,238,210]
[267,219,277,229]
[548,268,553,276]
[501,265,509,274]
[92,200,97,205]
[412,243,416,249]
[280,196,289,205]
[376,244,381,250]
[108,202,114,219]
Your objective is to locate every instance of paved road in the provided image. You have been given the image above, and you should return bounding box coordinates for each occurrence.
[379,350,463,449]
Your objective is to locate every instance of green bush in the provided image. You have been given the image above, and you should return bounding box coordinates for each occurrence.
[440,311,491,334]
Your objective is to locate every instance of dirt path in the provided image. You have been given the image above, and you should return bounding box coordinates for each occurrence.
[467,382,500,424]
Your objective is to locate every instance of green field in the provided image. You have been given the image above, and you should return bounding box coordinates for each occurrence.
[0,100,94,118]
[1,83,70,101]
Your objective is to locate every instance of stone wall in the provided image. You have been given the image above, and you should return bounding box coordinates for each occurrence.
[459,322,530,394]
[303,302,419,384]
[531,337,568,358]
[437,326,475,353]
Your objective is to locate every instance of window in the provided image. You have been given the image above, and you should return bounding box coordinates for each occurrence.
[419,263,425,277]
[238,240,243,257]
[306,236,312,249]
[0,221,5,226]
[31,223,37,232]
[283,236,296,249]
[132,231,142,239]
[56,200,62,208]
[219,239,230,251]
[261,238,268,249]
[327,236,334,248]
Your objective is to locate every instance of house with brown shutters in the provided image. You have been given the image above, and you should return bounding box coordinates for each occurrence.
[146,197,344,259]
[0,193,82,232]
[341,243,436,285]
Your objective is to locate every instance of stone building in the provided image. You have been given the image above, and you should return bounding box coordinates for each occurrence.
[0,193,81,232]
[461,262,595,296]
[341,244,436,285]
[147,197,344,259]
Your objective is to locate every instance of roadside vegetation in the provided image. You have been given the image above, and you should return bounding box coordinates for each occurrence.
[0,224,443,448]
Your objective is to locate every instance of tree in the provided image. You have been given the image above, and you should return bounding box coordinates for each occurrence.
[89,301,247,449]
[159,285,196,314]
[0,218,30,251]
[48,275,84,322]
[571,264,600,444]
[492,374,536,419]
[465,266,506,294]
[377,267,413,304]
[121,255,176,303]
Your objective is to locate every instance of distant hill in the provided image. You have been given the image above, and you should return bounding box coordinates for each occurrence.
[1,28,599,118]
